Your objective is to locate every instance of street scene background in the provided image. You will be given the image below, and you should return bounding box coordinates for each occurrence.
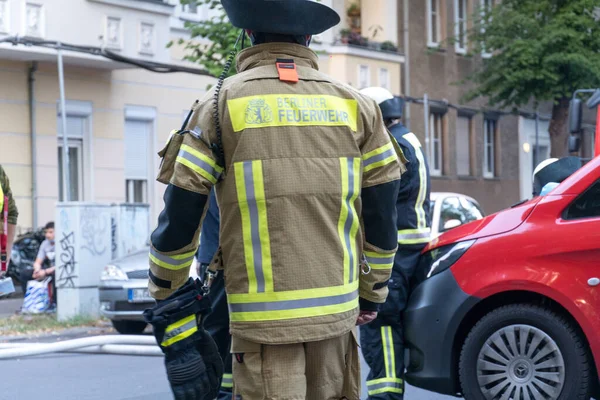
[1,0,599,399]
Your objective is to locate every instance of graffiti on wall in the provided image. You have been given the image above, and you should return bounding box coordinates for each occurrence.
[111,215,118,260]
[57,231,77,288]
[80,207,109,257]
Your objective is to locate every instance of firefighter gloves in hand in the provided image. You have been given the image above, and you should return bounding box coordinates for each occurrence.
[143,278,223,400]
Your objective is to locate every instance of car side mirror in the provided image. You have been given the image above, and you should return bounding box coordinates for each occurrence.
[568,134,581,153]
[443,219,462,231]
[568,98,582,134]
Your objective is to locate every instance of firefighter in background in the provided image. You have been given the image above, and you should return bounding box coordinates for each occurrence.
[532,156,582,197]
[143,0,404,398]
[1,165,18,275]
[195,188,234,399]
[359,87,432,399]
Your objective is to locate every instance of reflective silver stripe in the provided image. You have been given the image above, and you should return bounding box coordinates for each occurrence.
[178,148,222,181]
[243,161,266,293]
[397,231,431,242]
[228,290,358,313]
[162,318,196,344]
[367,381,403,392]
[384,327,394,377]
[221,374,233,387]
[343,158,358,283]
[365,254,394,265]
[363,147,396,168]
[403,132,429,231]
[150,248,195,267]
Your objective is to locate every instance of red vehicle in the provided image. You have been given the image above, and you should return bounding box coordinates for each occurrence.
[404,155,600,399]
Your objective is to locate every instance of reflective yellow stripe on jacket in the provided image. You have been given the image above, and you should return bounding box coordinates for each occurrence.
[149,248,196,271]
[397,228,431,245]
[227,157,362,323]
[400,132,430,245]
[221,374,233,389]
[338,157,361,284]
[176,144,223,184]
[228,281,359,322]
[234,160,274,294]
[363,251,394,270]
[362,142,397,173]
[0,182,4,217]
[161,315,198,347]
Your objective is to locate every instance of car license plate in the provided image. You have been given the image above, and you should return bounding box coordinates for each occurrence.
[128,288,152,303]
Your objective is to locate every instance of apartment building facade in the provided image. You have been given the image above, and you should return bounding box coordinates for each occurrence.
[0,0,405,234]
[395,0,597,214]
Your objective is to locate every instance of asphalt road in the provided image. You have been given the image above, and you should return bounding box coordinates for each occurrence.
[0,352,458,400]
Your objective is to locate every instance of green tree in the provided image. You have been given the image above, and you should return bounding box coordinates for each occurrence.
[463,0,600,157]
[169,0,241,79]
[171,0,324,80]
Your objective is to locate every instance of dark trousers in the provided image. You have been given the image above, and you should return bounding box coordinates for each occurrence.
[360,292,406,399]
[200,265,234,399]
[359,247,424,399]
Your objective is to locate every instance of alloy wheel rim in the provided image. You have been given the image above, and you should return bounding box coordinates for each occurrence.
[476,324,565,400]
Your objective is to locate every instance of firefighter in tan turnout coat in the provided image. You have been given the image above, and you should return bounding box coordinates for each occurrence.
[143,1,405,399]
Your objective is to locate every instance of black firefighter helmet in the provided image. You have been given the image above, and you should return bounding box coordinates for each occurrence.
[221,0,341,36]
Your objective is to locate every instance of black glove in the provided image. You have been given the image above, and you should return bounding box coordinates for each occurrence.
[143,278,223,400]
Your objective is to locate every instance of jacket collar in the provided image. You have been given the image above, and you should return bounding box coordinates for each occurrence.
[236,43,320,73]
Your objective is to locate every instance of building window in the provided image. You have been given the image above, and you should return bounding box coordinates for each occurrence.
[379,68,390,90]
[480,0,495,58]
[180,3,198,14]
[484,118,497,178]
[454,0,468,54]
[0,0,11,34]
[427,0,441,47]
[57,116,86,202]
[428,113,444,176]
[358,65,370,89]
[124,119,151,204]
[456,115,472,176]
[126,179,148,203]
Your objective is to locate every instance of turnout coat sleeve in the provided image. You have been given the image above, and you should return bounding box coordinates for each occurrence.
[149,91,223,300]
[357,97,403,310]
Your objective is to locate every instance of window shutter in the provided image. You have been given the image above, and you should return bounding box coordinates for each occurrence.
[124,120,150,180]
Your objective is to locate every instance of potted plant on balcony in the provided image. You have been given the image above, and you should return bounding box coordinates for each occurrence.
[347,2,361,33]
[338,29,368,47]
[380,41,398,52]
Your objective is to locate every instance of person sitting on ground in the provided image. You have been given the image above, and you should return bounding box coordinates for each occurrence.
[20,221,55,295]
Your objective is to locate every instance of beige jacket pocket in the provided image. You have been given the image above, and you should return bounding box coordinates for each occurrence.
[156,130,185,185]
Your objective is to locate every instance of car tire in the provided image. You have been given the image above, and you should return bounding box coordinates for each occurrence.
[111,320,148,335]
[459,304,591,400]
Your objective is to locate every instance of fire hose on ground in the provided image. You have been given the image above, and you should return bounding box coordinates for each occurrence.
[0,335,163,359]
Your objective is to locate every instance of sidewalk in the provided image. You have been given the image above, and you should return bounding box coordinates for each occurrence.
[0,284,24,318]
[0,324,117,343]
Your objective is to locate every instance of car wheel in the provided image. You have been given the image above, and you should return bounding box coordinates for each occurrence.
[111,320,148,335]
[459,304,591,400]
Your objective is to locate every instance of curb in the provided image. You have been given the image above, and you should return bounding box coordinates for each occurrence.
[0,326,118,343]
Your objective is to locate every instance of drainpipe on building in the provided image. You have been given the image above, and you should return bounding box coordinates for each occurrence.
[595,106,600,157]
[403,0,411,129]
[28,61,38,229]
[534,109,539,167]
[57,46,71,202]
[424,93,430,157]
